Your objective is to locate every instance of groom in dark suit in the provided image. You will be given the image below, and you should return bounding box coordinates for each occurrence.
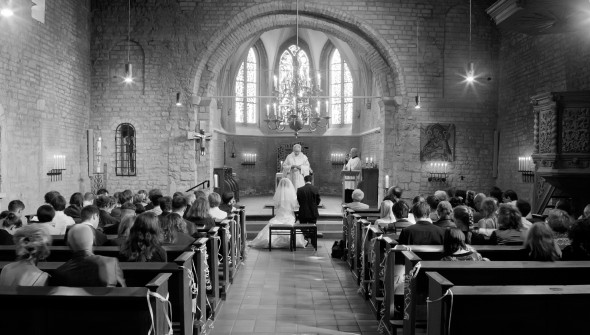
[297,175,320,246]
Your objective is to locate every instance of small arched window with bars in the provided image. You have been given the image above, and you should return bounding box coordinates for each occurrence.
[115,123,136,176]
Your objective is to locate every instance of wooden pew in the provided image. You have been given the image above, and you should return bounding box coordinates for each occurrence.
[378,244,534,335]
[0,251,202,335]
[204,227,222,314]
[359,223,383,298]
[0,272,172,335]
[343,208,380,275]
[426,272,590,335]
[215,220,231,298]
[403,253,590,335]
[369,236,397,319]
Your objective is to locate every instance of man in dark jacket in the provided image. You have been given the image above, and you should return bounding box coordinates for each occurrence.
[398,201,444,245]
[52,224,126,287]
[297,175,320,246]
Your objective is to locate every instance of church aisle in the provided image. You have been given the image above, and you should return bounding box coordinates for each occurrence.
[210,240,381,335]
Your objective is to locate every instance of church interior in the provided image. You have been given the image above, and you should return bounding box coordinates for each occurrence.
[1,0,590,334]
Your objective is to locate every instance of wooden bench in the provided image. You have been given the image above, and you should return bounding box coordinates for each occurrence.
[378,244,535,335]
[0,250,204,335]
[268,224,295,251]
[359,224,383,299]
[266,203,324,216]
[0,272,172,335]
[426,271,590,335]
[402,253,590,335]
[215,221,232,298]
[343,208,380,274]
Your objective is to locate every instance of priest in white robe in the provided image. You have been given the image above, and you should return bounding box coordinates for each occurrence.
[343,148,362,203]
[282,144,311,189]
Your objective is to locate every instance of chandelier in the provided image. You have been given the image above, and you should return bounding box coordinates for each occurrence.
[264,0,330,138]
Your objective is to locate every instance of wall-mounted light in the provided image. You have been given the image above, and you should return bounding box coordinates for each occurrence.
[428,161,449,182]
[48,155,66,182]
[241,153,257,165]
[0,7,13,17]
[123,63,133,83]
[175,92,182,106]
[414,95,421,109]
[518,156,534,183]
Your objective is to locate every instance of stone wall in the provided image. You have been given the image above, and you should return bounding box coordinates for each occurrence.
[496,30,590,203]
[89,0,501,200]
[0,0,91,210]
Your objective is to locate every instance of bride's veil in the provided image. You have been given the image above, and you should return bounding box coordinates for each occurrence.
[274,178,298,211]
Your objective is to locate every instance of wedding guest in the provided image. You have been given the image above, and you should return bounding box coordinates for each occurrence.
[472,193,487,223]
[398,202,444,245]
[219,191,236,216]
[185,197,215,236]
[96,195,119,231]
[490,204,524,245]
[546,209,572,248]
[426,195,440,221]
[209,192,229,221]
[50,195,75,234]
[145,189,163,212]
[346,189,369,210]
[158,196,173,217]
[392,200,413,233]
[476,197,499,233]
[160,213,195,247]
[0,225,51,286]
[524,222,561,261]
[516,199,533,231]
[441,228,484,261]
[0,213,21,245]
[64,193,84,223]
[562,218,590,260]
[83,192,95,207]
[7,200,26,226]
[434,201,456,229]
[108,215,134,247]
[36,205,60,235]
[489,186,503,205]
[375,200,396,232]
[119,212,166,262]
[502,189,518,205]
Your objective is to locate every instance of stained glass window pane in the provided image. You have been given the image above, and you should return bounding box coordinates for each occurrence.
[235,47,257,124]
[330,49,353,125]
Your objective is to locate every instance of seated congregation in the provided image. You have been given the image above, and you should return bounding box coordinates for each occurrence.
[0,188,245,335]
[341,185,590,335]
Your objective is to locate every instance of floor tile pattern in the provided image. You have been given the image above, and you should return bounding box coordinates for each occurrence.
[209,240,382,335]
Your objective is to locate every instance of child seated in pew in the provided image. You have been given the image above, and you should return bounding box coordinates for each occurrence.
[0,225,51,286]
[523,222,561,261]
[441,228,486,261]
[119,212,167,262]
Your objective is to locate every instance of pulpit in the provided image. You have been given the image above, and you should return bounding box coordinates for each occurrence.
[341,170,361,203]
[214,167,240,202]
[360,168,379,207]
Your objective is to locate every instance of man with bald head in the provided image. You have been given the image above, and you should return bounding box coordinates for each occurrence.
[51,224,125,287]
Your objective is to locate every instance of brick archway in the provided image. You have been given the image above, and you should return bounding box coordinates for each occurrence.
[191,2,406,100]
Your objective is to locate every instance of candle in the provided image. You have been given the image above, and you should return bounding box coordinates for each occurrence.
[214,174,219,188]
[365,157,369,164]
[254,154,257,163]
[266,104,270,118]
[325,101,329,116]
[385,175,390,188]
[370,157,373,164]
[273,75,277,90]
[317,71,321,85]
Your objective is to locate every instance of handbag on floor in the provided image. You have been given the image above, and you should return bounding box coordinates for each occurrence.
[331,239,346,259]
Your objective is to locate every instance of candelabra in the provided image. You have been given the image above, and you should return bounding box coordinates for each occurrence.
[428,161,449,182]
[518,156,534,183]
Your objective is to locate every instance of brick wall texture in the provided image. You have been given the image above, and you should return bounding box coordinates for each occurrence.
[5,0,584,209]
[0,0,91,211]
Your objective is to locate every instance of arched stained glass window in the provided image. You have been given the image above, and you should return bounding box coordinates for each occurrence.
[278,45,310,107]
[235,48,257,124]
[330,49,353,125]
[115,123,136,176]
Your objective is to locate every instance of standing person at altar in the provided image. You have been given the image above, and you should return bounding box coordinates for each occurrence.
[282,144,311,189]
[343,148,362,203]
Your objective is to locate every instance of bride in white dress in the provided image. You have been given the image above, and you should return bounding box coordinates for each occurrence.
[250,178,307,249]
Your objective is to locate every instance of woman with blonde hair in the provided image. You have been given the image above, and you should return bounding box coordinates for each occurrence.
[0,225,52,286]
[375,200,396,232]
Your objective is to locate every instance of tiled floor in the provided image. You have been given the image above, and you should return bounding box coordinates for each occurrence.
[209,240,381,335]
